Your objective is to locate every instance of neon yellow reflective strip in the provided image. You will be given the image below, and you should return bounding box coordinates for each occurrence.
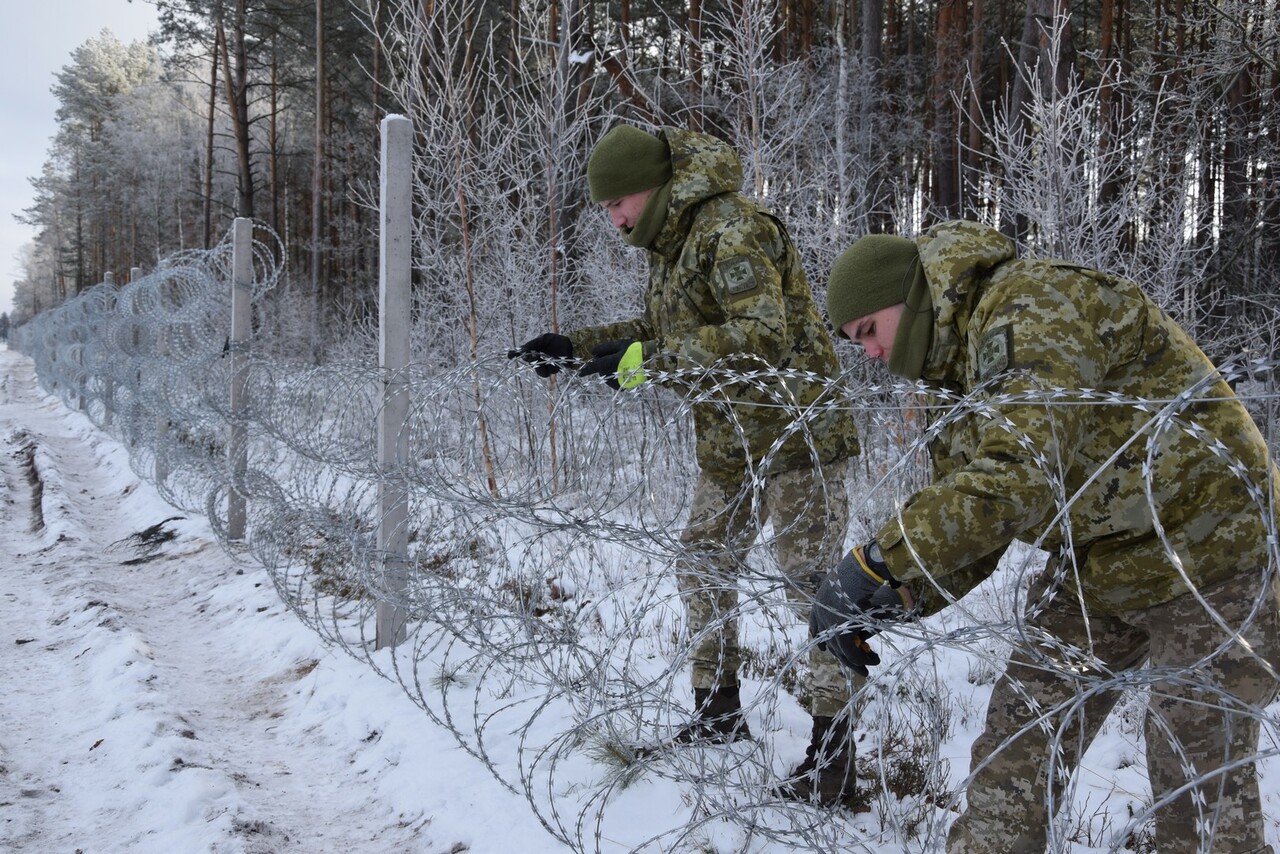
[852,546,888,584]
[616,341,647,389]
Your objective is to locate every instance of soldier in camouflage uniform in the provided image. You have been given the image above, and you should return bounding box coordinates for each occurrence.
[810,220,1280,850]
[511,124,862,803]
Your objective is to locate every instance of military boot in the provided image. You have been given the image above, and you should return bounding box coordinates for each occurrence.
[670,685,753,744]
[778,715,856,805]
[635,685,753,756]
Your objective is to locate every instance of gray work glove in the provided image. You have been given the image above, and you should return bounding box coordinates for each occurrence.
[809,542,914,675]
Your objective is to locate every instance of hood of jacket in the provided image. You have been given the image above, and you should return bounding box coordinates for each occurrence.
[649,128,744,258]
[914,220,1018,382]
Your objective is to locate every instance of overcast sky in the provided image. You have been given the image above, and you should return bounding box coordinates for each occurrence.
[0,0,161,316]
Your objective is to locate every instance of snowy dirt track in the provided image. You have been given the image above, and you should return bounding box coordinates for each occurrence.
[0,348,564,853]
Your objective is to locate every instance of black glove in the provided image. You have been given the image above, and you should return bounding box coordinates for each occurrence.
[809,542,914,675]
[578,339,643,390]
[509,333,573,377]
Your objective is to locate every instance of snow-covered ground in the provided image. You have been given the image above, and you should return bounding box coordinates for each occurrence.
[0,347,565,852]
[5,340,1280,853]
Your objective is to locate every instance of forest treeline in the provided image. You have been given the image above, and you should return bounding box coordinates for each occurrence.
[11,0,1278,366]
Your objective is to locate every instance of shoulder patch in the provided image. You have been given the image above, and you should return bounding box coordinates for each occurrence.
[975,324,1013,381]
[716,257,759,297]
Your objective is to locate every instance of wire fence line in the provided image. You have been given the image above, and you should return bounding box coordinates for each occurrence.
[11,223,1280,853]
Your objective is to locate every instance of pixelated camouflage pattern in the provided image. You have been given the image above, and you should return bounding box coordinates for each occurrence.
[948,566,1280,853]
[875,220,1280,614]
[677,462,855,718]
[571,128,859,486]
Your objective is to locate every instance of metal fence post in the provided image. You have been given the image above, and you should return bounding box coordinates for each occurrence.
[376,115,412,649]
[228,219,252,542]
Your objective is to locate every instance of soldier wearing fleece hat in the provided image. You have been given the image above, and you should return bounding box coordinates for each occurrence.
[814,220,1280,849]
[512,124,862,804]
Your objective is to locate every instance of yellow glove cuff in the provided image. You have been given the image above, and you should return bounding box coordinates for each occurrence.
[617,341,647,389]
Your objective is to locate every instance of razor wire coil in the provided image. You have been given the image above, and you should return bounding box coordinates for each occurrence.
[11,223,1280,854]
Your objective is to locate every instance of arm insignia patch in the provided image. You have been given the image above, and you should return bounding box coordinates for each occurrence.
[976,324,1013,381]
[717,257,759,296]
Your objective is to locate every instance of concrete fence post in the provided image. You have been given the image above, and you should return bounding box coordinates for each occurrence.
[375,115,412,650]
[101,270,137,428]
[228,219,252,541]
[76,274,112,411]
[153,302,170,485]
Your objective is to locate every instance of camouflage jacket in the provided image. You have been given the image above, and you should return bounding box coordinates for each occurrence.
[877,220,1279,614]
[571,128,859,486]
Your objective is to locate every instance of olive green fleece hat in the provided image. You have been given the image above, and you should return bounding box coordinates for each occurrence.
[826,234,920,339]
[587,125,673,203]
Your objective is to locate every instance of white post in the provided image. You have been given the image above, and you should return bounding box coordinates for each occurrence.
[228,219,252,541]
[77,274,112,411]
[151,269,177,485]
[376,115,412,649]
[102,270,136,428]
[154,314,170,485]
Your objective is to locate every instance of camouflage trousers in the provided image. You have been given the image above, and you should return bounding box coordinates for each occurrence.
[948,563,1280,853]
[676,460,854,718]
